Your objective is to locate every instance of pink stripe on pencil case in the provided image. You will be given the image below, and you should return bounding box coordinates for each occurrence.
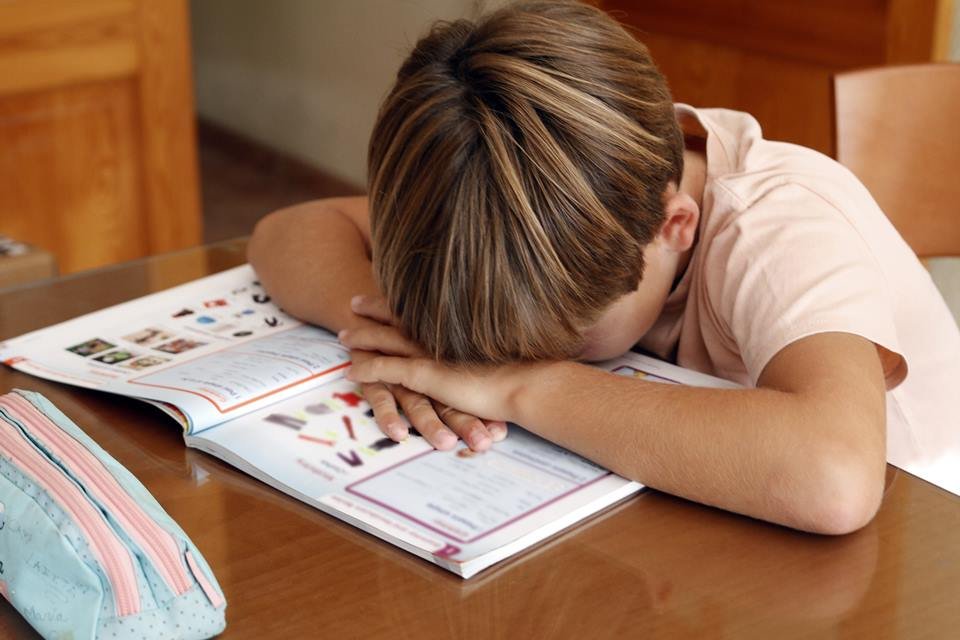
[0,390,226,639]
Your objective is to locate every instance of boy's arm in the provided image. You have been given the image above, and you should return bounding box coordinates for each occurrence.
[345,331,888,535]
[248,197,380,331]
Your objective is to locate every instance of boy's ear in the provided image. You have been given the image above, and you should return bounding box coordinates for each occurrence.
[657,187,700,252]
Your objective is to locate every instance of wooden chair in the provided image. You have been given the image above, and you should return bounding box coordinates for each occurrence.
[833,64,960,259]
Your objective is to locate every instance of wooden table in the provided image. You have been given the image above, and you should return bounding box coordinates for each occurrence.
[2,238,959,639]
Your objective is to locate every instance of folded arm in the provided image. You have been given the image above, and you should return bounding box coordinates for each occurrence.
[345,331,888,535]
[247,198,506,449]
[248,197,379,331]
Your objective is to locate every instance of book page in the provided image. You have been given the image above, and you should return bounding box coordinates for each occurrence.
[190,351,738,576]
[344,433,610,544]
[0,266,349,432]
[190,375,639,571]
[601,351,742,389]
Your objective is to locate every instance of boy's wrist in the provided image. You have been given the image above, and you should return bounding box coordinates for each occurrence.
[508,360,579,427]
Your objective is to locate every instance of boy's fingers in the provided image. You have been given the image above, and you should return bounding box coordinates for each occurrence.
[361,382,407,441]
[350,295,395,325]
[484,420,509,442]
[339,325,423,357]
[432,401,492,451]
[347,357,438,396]
[392,386,457,450]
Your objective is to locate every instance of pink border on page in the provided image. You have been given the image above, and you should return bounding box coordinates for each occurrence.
[345,448,611,544]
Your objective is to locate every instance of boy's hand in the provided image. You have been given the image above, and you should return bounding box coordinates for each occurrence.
[342,295,508,451]
[343,294,554,424]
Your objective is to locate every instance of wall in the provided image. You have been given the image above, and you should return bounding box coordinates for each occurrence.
[952,0,960,59]
[191,0,507,189]
[193,0,960,188]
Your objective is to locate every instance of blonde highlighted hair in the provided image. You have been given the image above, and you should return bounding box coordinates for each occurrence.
[368,0,683,364]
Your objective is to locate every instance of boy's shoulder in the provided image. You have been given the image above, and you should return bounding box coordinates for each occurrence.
[692,107,868,216]
[683,106,922,326]
[662,108,912,385]
[685,106,900,270]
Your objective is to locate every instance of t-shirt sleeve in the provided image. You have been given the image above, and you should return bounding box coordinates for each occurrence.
[704,182,907,388]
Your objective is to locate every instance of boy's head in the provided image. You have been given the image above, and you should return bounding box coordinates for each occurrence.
[368,0,685,364]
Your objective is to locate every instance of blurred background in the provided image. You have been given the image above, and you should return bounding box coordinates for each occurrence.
[0,0,958,316]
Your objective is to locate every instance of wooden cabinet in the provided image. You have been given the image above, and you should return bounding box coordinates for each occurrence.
[0,0,201,275]
[600,0,955,156]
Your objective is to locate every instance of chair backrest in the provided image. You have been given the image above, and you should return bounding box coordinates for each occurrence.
[833,64,960,258]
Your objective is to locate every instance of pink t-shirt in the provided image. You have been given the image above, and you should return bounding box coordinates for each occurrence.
[639,105,960,491]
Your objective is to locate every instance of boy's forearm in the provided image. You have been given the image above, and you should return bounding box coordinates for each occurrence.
[341,329,886,533]
[248,200,380,332]
[512,358,886,535]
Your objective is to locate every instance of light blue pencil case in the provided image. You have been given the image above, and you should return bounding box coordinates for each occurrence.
[0,390,226,639]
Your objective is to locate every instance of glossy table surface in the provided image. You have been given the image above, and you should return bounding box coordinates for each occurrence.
[2,239,959,639]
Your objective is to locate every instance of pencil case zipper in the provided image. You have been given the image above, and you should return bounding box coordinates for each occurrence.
[0,394,192,599]
[0,412,140,617]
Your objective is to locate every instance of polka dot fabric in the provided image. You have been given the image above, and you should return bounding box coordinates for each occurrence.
[0,391,227,639]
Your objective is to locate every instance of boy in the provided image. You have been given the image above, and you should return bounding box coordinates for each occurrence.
[248,1,960,535]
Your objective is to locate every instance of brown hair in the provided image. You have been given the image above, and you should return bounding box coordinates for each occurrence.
[368,0,683,364]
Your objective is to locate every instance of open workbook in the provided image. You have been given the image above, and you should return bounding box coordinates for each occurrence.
[0,265,736,578]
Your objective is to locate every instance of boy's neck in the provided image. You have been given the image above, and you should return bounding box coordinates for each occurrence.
[679,145,707,211]
[673,146,707,281]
